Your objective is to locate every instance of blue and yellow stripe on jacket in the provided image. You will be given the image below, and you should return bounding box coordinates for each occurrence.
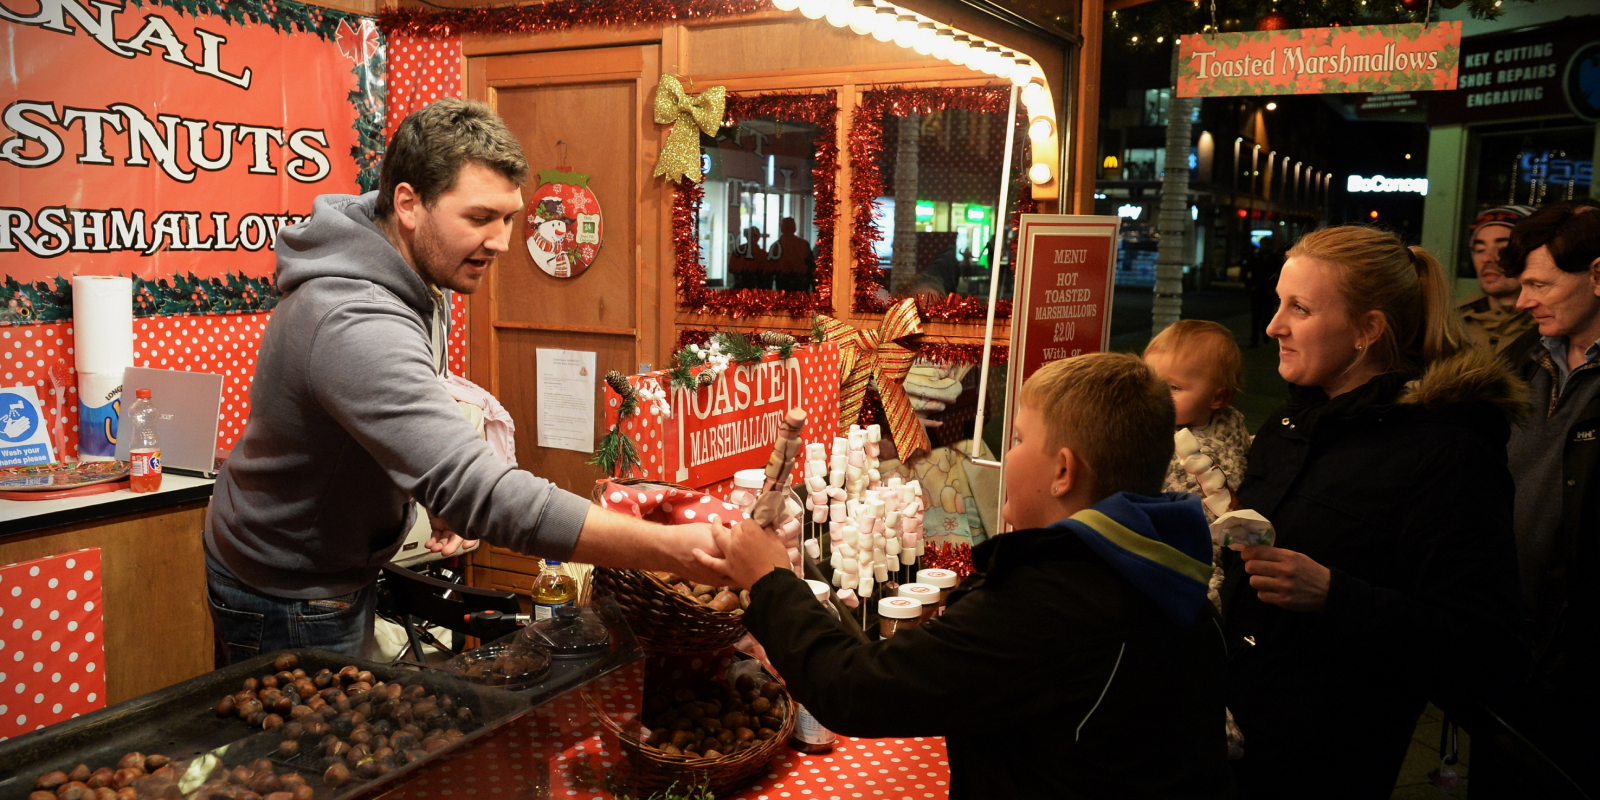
[1049,492,1214,626]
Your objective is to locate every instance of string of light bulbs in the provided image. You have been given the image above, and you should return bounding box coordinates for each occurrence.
[772,0,1059,186]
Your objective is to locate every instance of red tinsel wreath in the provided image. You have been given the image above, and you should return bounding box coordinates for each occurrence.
[850,86,1036,322]
[676,91,840,319]
[379,0,769,37]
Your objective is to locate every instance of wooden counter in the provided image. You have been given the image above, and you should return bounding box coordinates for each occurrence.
[0,477,215,704]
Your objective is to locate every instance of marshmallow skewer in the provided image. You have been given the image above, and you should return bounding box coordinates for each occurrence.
[1174,428,1233,518]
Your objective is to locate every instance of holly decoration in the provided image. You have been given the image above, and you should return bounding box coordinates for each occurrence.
[1256,10,1289,30]
[526,169,603,279]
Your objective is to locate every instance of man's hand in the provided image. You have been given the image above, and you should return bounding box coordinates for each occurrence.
[1241,545,1330,612]
[424,512,479,557]
[658,522,737,586]
[694,520,791,592]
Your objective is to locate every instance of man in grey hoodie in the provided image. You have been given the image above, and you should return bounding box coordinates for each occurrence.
[204,99,727,662]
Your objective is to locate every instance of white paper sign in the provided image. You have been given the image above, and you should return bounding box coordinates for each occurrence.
[0,386,55,467]
[536,349,597,453]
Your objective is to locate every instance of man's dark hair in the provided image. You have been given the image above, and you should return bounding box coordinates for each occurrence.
[375,99,529,220]
[1501,200,1600,277]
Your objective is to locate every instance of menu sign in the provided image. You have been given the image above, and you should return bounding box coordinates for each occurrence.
[1002,215,1118,447]
[1178,23,1461,97]
[1429,16,1600,124]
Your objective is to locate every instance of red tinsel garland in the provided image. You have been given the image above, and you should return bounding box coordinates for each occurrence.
[675,329,1007,367]
[922,541,975,578]
[378,0,768,37]
[849,86,1036,322]
[676,91,840,318]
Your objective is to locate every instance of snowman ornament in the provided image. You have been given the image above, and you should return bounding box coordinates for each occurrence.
[525,169,603,279]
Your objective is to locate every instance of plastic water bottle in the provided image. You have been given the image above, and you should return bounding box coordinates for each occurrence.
[127,388,162,493]
[531,560,576,621]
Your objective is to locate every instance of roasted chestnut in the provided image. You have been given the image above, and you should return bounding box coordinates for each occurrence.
[273,654,298,672]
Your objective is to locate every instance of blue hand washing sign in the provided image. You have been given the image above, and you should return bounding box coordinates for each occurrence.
[0,392,40,444]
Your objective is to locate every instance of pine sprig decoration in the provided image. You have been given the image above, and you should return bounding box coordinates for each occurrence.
[760,330,797,360]
[668,346,707,391]
[716,331,766,364]
[590,370,641,477]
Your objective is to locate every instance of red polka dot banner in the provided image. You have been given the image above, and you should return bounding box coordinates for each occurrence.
[598,480,749,528]
[384,33,465,144]
[603,343,841,493]
[0,302,467,459]
[0,548,106,741]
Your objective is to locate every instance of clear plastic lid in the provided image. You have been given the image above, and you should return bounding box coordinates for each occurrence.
[444,641,551,690]
[878,597,922,620]
[897,583,940,605]
[518,604,612,658]
[733,468,766,489]
[917,568,959,589]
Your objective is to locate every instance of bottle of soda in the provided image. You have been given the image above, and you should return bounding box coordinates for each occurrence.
[127,388,162,493]
[531,560,576,621]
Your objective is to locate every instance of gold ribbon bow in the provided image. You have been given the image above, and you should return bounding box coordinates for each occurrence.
[652,74,725,184]
[815,298,931,463]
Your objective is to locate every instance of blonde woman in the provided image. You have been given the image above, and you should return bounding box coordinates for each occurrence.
[1220,227,1528,798]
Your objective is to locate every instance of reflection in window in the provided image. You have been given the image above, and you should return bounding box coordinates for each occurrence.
[870,108,1028,301]
[698,118,820,292]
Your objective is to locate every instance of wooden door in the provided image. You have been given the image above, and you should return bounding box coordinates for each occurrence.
[467,45,667,497]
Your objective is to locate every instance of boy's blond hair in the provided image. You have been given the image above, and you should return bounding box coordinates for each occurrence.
[1018,353,1176,500]
[1144,320,1244,407]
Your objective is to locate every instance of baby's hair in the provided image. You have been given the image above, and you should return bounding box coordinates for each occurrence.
[1144,320,1244,407]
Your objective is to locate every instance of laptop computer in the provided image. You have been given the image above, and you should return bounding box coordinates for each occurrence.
[114,367,226,478]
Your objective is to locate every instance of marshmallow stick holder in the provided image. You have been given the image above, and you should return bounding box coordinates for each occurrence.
[751,408,806,527]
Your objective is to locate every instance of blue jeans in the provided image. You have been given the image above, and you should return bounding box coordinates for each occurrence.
[206,556,376,666]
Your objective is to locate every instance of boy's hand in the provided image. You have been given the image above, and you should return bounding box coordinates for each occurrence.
[694,520,791,591]
[1241,545,1330,612]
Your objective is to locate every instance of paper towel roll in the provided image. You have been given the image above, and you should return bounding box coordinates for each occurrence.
[72,276,134,376]
[77,371,122,461]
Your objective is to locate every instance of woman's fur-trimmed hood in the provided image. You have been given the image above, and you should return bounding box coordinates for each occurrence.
[1398,346,1532,424]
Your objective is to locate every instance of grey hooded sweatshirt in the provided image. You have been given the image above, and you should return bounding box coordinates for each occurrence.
[204,192,592,599]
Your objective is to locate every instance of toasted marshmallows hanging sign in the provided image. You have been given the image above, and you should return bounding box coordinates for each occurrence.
[1178,23,1461,97]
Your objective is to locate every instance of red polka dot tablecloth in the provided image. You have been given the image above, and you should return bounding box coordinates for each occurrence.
[0,548,106,741]
[0,299,468,459]
[382,657,950,799]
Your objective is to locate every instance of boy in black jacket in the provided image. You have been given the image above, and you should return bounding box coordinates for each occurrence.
[696,353,1233,799]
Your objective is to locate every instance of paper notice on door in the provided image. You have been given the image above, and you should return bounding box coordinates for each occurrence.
[536,349,597,453]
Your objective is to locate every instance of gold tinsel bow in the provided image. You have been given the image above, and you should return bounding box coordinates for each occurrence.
[652,75,725,184]
[815,298,931,463]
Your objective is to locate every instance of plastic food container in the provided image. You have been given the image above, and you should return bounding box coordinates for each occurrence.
[445,642,551,690]
[897,583,940,623]
[915,568,960,613]
[518,604,612,658]
[877,597,923,639]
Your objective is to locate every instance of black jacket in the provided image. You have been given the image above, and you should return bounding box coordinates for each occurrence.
[1220,348,1528,799]
[1502,329,1600,690]
[744,522,1234,800]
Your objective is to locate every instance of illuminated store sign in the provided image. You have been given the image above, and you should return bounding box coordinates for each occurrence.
[1346,175,1430,194]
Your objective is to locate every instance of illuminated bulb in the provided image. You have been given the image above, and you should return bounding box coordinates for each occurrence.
[892,15,918,48]
[798,0,828,19]
[870,7,898,40]
[982,46,1005,75]
[1028,116,1053,142]
[773,0,801,9]
[1021,81,1046,107]
[949,34,973,65]
[1265,101,1277,110]
[932,28,956,60]
[1010,58,1034,87]
[848,0,878,35]
[1029,162,1053,184]
[825,0,853,27]
[912,22,937,54]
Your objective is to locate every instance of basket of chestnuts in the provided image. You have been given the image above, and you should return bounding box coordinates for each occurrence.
[583,660,794,796]
[591,479,751,652]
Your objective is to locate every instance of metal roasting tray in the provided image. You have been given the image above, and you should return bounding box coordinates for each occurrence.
[0,649,533,800]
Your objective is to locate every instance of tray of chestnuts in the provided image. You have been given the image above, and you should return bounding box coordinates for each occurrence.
[0,650,532,800]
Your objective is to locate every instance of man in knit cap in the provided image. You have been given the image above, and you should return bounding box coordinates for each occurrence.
[1459,204,1537,352]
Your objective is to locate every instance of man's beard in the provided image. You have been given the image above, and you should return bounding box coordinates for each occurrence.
[412,216,477,294]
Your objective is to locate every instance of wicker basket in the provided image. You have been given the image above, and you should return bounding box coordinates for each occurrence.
[582,659,797,797]
[591,478,749,653]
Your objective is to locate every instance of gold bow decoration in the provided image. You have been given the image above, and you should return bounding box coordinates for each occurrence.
[652,74,726,184]
[815,298,931,463]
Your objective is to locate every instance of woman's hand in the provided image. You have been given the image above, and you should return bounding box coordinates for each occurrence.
[1240,545,1331,612]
